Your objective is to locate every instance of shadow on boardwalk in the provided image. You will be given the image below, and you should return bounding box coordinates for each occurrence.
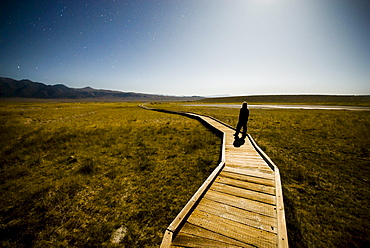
[233,137,246,147]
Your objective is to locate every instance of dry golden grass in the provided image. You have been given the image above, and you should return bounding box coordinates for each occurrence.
[2,100,369,247]
[0,102,221,247]
[151,102,370,248]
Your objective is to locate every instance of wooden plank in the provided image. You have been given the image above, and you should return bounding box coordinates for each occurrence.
[226,153,260,156]
[215,175,275,195]
[214,177,275,198]
[226,146,259,152]
[174,223,254,247]
[225,143,257,148]
[227,157,265,162]
[226,156,268,162]
[223,163,275,175]
[226,159,270,167]
[210,183,276,205]
[219,171,275,187]
[202,121,227,129]
[172,233,246,248]
[160,230,173,248]
[204,190,277,218]
[225,160,268,167]
[187,209,277,247]
[225,149,260,156]
[225,162,273,171]
[226,162,273,170]
[221,132,226,163]
[225,154,269,161]
[226,153,266,159]
[224,164,275,177]
[225,147,260,153]
[196,198,277,233]
[275,167,289,248]
[226,159,272,168]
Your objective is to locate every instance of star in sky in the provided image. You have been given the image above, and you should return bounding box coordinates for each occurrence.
[0,0,369,96]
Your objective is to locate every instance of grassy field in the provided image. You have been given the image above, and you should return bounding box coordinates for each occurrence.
[0,102,221,247]
[1,100,369,247]
[150,102,370,248]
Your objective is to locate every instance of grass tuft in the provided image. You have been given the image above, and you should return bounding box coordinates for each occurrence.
[78,158,97,174]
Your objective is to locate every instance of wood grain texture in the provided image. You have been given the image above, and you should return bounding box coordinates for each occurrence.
[196,198,278,232]
[219,171,275,187]
[224,165,276,179]
[204,190,277,218]
[186,209,277,247]
[210,182,276,205]
[215,175,276,195]
[173,222,254,247]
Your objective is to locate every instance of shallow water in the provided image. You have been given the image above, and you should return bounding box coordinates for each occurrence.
[186,104,370,111]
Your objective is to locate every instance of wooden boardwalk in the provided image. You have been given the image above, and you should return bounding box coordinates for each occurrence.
[141,106,288,247]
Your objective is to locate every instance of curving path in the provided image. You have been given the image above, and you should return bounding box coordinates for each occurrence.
[141,106,288,248]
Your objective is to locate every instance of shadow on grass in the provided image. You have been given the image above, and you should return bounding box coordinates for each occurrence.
[284,190,308,248]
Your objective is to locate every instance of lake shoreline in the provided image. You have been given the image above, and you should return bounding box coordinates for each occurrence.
[187,104,370,111]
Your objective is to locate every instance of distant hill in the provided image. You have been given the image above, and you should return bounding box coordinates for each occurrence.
[198,94,370,106]
[0,77,203,101]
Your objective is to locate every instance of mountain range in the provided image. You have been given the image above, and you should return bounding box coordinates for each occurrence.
[0,77,203,101]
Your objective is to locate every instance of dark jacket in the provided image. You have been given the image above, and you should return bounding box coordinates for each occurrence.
[238,108,249,124]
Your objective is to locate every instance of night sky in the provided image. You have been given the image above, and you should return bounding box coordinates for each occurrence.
[1,0,369,96]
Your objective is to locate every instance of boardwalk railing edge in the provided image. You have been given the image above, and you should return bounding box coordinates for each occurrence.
[161,159,226,247]
[139,105,227,247]
[140,104,288,247]
[247,134,289,247]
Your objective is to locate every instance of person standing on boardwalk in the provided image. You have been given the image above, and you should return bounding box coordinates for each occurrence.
[234,102,249,139]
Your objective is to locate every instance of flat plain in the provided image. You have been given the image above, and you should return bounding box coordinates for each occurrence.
[0,101,221,247]
[1,100,369,247]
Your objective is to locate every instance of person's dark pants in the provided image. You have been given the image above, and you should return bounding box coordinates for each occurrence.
[235,122,247,138]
